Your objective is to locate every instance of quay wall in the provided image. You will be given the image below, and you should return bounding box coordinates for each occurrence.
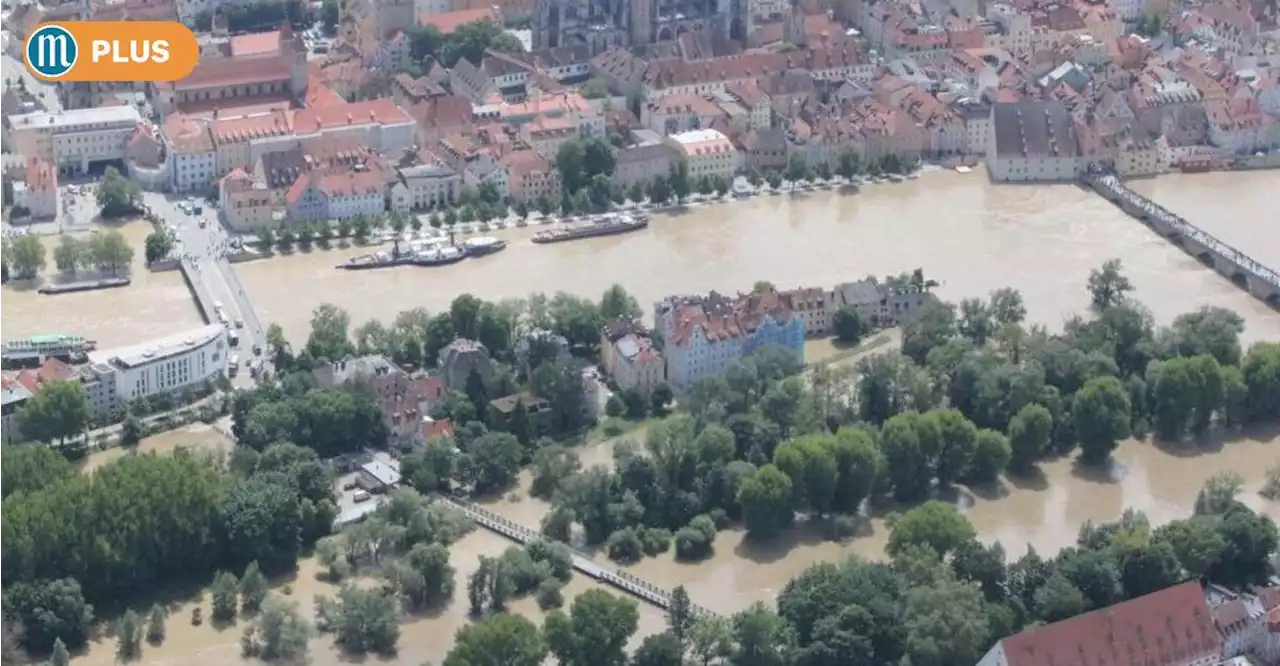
[1084,172,1280,307]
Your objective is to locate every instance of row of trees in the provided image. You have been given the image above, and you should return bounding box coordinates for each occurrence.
[52,231,135,276]
[4,229,134,280]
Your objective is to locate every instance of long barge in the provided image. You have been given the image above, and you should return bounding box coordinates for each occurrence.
[531,213,648,244]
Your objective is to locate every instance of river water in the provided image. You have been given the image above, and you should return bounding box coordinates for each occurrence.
[34,169,1280,664]
[231,169,1280,346]
[2,219,204,349]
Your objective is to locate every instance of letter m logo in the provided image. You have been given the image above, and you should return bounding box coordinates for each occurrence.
[26,25,78,78]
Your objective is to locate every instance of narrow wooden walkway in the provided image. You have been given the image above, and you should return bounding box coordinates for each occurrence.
[438,496,718,618]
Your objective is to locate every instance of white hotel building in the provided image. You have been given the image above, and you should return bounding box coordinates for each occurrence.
[5,106,143,176]
[666,129,741,182]
[88,324,228,404]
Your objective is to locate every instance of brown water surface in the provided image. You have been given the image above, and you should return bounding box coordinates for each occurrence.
[3,219,204,349]
[232,171,1280,347]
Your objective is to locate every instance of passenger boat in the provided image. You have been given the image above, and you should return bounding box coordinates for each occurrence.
[413,245,467,266]
[2,333,96,363]
[532,214,648,244]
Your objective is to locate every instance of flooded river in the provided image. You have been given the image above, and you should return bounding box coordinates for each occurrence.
[26,169,1280,664]
[2,219,204,349]
[233,169,1280,346]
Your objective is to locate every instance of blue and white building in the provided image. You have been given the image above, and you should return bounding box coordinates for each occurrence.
[655,290,806,389]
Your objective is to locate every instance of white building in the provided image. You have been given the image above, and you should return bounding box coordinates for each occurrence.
[666,129,740,181]
[986,101,1082,182]
[88,324,228,404]
[6,105,143,176]
[162,114,217,193]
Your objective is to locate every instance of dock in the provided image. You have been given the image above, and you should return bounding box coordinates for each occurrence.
[438,496,719,618]
[2,333,95,364]
[1083,167,1280,308]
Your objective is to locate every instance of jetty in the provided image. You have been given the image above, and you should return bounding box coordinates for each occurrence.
[1082,167,1280,307]
[437,495,719,618]
[2,333,96,364]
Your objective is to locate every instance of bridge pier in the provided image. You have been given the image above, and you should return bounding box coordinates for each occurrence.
[1081,170,1280,308]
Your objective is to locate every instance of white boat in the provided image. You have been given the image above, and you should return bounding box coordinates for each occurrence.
[955,165,973,174]
[462,236,507,256]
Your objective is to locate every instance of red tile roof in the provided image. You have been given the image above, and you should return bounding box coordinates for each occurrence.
[230,30,281,57]
[417,7,498,33]
[292,99,411,133]
[37,358,75,383]
[211,109,295,144]
[176,55,294,91]
[999,582,1221,666]
[423,418,455,440]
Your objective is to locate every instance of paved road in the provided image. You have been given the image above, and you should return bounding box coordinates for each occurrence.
[142,192,268,388]
[2,51,63,113]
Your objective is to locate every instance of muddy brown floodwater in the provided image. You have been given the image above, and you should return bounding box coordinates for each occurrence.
[233,170,1280,347]
[74,430,664,666]
[2,219,204,349]
[35,169,1280,664]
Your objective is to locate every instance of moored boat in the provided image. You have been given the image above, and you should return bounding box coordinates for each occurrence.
[463,236,507,256]
[413,245,467,266]
[2,333,96,363]
[532,213,648,244]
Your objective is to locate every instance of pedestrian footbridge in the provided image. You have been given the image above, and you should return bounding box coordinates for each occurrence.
[437,496,719,618]
[1082,170,1280,308]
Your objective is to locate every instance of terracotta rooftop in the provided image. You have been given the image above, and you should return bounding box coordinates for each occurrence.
[162,114,213,153]
[998,581,1221,666]
[211,109,294,144]
[418,7,499,34]
[292,99,411,133]
[176,55,293,91]
[665,289,799,347]
[230,30,281,57]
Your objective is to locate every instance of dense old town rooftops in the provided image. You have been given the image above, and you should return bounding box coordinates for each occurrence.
[662,290,799,346]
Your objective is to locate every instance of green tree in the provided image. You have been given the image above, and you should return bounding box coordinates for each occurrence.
[669,161,691,202]
[243,594,312,661]
[146,604,167,644]
[305,303,354,361]
[18,380,90,445]
[1034,571,1086,622]
[120,410,143,447]
[880,412,930,502]
[633,632,684,666]
[87,229,134,275]
[51,638,71,666]
[117,609,143,660]
[831,307,867,345]
[1,444,75,498]
[2,578,94,652]
[887,501,977,558]
[1242,342,1280,422]
[8,234,47,278]
[1072,376,1131,464]
[144,231,174,264]
[1008,403,1053,473]
[54,236,86,274]
[737,464,794,538]
[599,283,642,321]
[210,571,240,622]
[901,576,989,666]
[97,166,142,217]
[317,586,400,655]
[969,429,1011,484]
[239,561,269,612]
[255,226,275,253]
[544,589,639,666]
[1087,259,1133,309]
[443,613,546,666]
